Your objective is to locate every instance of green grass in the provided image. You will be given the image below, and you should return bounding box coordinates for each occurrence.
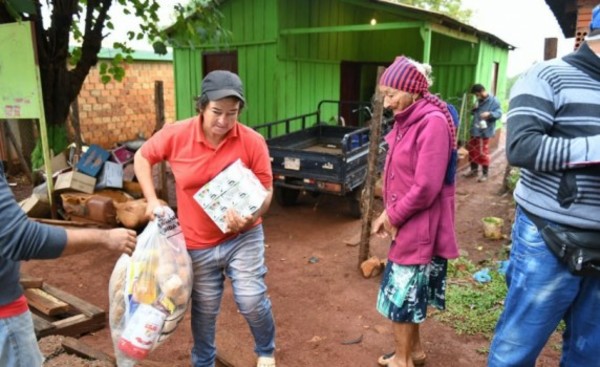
[506,167,520,192]
[435,257,508,338]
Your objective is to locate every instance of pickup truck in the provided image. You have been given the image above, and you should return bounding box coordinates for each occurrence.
[253,100,390,218]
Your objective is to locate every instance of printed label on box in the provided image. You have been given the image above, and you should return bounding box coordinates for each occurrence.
[193,159,267,233]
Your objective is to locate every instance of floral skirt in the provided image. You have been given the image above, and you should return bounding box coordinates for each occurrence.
[377,257,448,323]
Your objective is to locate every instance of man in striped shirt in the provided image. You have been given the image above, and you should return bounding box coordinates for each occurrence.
[488,5,600,366]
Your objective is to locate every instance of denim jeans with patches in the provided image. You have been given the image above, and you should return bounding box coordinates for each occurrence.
[0,311,44,367]
[488,206,600,367]
[188,225,275,367]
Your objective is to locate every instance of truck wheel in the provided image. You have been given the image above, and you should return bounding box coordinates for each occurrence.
[348,186,364,219]
[348,198,362,219]
[275,187,300,206]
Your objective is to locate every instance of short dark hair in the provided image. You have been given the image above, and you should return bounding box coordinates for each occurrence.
[470,84,486,94]
[194,93,245,113]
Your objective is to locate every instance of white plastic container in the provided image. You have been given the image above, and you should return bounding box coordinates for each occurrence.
[118,304,167,360]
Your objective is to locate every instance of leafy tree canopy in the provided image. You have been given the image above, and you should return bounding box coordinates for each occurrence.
[1,0,226,116]
[1,0,227,167]
[390,0,473,23]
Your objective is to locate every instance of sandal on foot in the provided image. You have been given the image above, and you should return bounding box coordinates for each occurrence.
[378,352,427,366]
[257,356,276,367]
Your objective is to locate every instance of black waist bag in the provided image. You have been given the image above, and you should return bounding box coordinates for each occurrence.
[524,210,600,277]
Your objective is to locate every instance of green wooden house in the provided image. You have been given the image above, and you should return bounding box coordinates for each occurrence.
[171,0,512,136]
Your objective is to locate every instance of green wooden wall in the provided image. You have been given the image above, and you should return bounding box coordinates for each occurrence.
[174,0,280,125]
[173,0,510,138]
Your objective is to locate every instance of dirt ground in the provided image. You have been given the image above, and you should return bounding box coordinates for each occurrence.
[16,148,563,366]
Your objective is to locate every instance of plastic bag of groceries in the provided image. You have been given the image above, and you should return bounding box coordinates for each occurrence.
[109,207,192,366]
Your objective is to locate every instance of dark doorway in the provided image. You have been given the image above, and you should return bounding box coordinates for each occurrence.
[339,61,362,126]
[202,51,238,76]
[490,62,500,96]
[340,61,389,126]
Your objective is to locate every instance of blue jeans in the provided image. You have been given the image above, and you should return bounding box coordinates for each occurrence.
[489,207,600,367]
[188,225,275,367]
[0,311,44,367]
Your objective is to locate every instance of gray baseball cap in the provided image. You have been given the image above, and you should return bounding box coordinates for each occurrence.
[201,70,245,103]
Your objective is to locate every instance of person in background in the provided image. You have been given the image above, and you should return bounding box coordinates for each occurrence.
[463,84,503,182]
[488,4,600,366]
[372,56,459,367]
[0,164,136,367]
[134,70,276,367]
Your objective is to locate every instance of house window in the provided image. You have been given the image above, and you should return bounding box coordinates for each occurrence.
[202,51,238,76]
[490,62,500,96]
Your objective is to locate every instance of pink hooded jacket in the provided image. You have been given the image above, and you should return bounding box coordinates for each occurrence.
[384,98,459,265]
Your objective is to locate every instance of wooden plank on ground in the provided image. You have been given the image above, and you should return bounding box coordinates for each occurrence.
[24,288,70,316]
[216,353,236,367]
[31,313,56,335]
[37,314,105,338]
[31,218,108,229]
[62,337,116,365]
[42,283,105,317]
[20,274,44,288]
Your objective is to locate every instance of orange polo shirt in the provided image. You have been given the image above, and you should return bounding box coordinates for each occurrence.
[140,116,273,250]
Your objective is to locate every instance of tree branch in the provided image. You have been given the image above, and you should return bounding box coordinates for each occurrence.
[69,0,112,102]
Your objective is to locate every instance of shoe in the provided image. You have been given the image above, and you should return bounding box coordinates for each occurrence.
[378,352,427,366]
[257,356,276,367]
[462,170,478,178]
[478,174,488,182]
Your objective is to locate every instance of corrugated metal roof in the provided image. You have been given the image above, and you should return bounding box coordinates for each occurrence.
[368,0,514,49]
[544,0,578,38]
[96,48,173,62]
[167,0,513,49]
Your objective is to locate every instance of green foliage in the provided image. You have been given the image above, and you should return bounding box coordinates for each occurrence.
[31,125,69,170]
[506,167,520,193]
[390,0,472,23]
[4,1,228,86]
[436,257,507,337]
[504,74,520,101]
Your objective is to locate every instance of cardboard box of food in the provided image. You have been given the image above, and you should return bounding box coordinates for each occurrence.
[95,161,124,190]
[193,159,267,233]
[55,171,96,194]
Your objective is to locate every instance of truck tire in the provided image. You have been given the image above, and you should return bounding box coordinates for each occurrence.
[347,186,364,219]
[275,187,300,206]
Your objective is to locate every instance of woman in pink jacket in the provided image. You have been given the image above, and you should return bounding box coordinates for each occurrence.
[372,56,459,367]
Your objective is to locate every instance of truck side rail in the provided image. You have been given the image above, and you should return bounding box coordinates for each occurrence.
[253,112,319,139]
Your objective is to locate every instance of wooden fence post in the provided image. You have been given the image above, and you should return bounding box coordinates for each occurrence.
[154,81,169,203]
[358,67,385,267]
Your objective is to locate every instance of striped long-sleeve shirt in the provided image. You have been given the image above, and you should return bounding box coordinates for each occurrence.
[507,42,600,229]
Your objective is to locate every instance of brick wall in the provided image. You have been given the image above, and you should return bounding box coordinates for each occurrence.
[74,60,175,148]
[574,0,597,49]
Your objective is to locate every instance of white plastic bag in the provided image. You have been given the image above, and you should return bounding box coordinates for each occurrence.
[109,207,192,366]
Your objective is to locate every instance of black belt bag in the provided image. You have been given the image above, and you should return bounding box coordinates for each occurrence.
[524,209,600,277]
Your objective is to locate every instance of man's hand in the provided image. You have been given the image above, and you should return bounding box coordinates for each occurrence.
[372,211,397,239]
[480,111,491,120]
[225,209,255,234]
[103,228,137,256]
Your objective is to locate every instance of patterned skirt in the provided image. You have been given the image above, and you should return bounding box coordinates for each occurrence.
[377,256,448,323]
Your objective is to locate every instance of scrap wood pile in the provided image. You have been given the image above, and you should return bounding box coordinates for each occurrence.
[20,274,107,339]
[39,335,164,367]
[19,144,163,229]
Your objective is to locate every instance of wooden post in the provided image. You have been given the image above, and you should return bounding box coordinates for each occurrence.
[70,98,83,156]
[3,120,33,182]
[154,81,168,203]
[544,38,558,61]
[358,67,385,267]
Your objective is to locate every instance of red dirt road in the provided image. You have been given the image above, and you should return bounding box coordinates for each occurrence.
[20,154,561,366]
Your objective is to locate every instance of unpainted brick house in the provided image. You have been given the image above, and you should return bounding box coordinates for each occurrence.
[74,49,175,148]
